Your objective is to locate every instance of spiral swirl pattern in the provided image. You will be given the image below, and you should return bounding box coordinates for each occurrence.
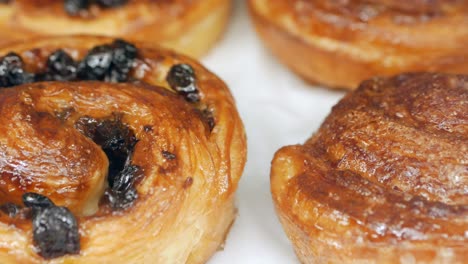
[248,0,468,89]
[271,73,467,263]
[0,36,246,263]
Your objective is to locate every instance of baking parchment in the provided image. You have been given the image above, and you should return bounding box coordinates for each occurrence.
[203,1,345,263]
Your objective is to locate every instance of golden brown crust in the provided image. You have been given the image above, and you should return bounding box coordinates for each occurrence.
[248,0,468,89]
[0,36,246,263]
[0,0,231,57]
[271,73,467,263]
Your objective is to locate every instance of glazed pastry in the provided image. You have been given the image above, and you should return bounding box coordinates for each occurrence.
[0,0,231,57]
[271,73,467,263]
[248,0,468,89]
[0,36,246,263]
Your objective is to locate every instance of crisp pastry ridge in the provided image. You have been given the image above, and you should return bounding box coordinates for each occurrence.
[248,0,468,89]
[0,35,246,263]
[271,73,467,263]
[0,0,231,57]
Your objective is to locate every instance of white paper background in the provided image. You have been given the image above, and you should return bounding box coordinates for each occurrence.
[202,1,345,263]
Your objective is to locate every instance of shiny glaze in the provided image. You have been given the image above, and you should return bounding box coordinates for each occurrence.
[249,0,468,89]
[0,0,231,57]
[271,73,467,263]
[258,0,468,49]
[0,36,246,263]
[15,0,194,17]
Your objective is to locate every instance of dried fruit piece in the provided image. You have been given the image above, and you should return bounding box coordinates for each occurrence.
[75,115,141,209]
[32,206,80,259]
[96,0,128,8]
[0,52,34,87]
[166,64,200,102]
[45,50,77,81]
[0,203,20,217]
[107,39,137,82]
[77,44,113,80]
[64,0,89,15]
[22,193,55,209]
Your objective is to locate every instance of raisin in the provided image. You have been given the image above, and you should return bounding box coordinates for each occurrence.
[106,39,137,82]
[107,162,141,209]
[77,44,113,80]
[93,118,137,182]
[201,109,215,132]
[64,0,89,15]
[166,64,200,102]
[162,151,176,160]
[45,50,77,81]
[183,177,194,189]
[23,193,55,209]
[76,115,138,176]
[111,164,140,193]
[111,39,137,69]
[0,203,20,217]
[74,115,141,210]
[74,116,98,138]
[0,52,34,87]
[77,116,134,182]
[105,187,138,210]
[32,206,80,259]
[96,0,128,8]
[185,92,200,102]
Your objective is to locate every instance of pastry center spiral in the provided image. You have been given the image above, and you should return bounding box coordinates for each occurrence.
[0,38,217,260]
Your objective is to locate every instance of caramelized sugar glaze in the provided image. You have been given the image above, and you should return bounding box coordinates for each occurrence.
[249,0,468,89]
[271,73,467,263]
[0,36,246,263]
[0,0,231,57]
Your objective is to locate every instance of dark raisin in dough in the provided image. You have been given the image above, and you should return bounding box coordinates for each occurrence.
[75,115,140,209]
[166,64,200,102]
[77,44,113,80]
[23,193,55,209]
[105,161,141,209]
[96,0,128,8]
[0,53,34,87]
[0,203,20,217]
[107,39,138,82]
[64,0,90,15]
[44,50,77,81]
[111,164,140,193]
[32,206,80,259]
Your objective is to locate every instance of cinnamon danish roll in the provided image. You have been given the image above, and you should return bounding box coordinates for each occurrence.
[271,73,467,263]
[0,35,246,263]
[0,0,231,57]
[248,0,468,89]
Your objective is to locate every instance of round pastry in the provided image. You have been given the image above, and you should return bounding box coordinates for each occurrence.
[248,0,468,89]
[0,35,246,263]
[271,73,467,263]
[0,0,231,57]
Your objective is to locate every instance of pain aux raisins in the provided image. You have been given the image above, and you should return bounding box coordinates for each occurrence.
[0,39,138,87]
[22,193,80,259]
[64,0,128,16]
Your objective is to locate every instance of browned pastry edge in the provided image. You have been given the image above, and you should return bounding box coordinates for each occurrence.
[248,0,468,89]
[271,73,467,263]
[0,0,231,57]
[0,35,247,263]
